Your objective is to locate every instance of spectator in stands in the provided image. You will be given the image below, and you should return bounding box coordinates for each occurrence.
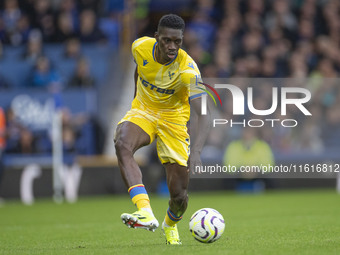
[22,29,44,62]
[239,30,263,58]
[244,54,261,77]
[67,57,95,88]
[186,42,211,68]
[186,11,217,52]
[4,107,38,154]
[53,11,77,42]
[61,107,88,132]
[260,58,277,78]
[294,105,324,152]
[77,9,106,43]
[63,37,82,59]
[10,127,37,154]
[4,107,22,153]
[297,18,315,42]
[62,124,77,154]
[202,64,218,78]
[313,58,338,78]
[29,55,62,88]
[12,14,31,45]
[264,0,297,35]
[30,0,55,42]
[214,41,231,77]
[1,0,22,45]
[0,74,11,89]
[322,0,340,44]
[60,107,96,155]
[58,0,78,29]
[223,127,275,192]
[321,103,340,148]
[1,0,31,46]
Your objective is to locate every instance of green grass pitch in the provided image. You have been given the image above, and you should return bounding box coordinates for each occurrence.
[0,189,339,255]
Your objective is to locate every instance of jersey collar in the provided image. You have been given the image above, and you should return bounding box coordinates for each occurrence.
[152,41,178,66]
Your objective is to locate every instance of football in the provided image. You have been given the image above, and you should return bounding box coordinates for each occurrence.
[189,208,225,243]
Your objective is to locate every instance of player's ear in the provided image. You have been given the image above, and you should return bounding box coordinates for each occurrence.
[155,31,159,42]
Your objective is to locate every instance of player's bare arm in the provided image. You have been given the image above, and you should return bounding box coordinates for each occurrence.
[189,97,211,171]
[133,66,138,98]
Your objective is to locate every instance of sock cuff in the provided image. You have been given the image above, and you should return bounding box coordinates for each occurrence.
[167,208,183,222]
[128,184,145,193]
[128,184,147,199]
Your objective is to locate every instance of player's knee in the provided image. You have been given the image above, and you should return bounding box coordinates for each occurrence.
[172,191,188,208]
[114,137,131,156]
[170,191,188,216]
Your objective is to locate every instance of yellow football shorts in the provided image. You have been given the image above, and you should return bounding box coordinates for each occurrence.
[118,108,190,167]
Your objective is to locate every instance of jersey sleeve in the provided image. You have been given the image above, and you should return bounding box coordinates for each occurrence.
[131,37,149,64]
[181,60,206,100]
[131,39,139,63]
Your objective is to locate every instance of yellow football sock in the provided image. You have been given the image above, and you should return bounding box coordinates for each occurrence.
[165,208,183,227]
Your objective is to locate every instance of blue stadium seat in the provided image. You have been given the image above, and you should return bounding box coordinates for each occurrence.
[82,44,111,85]
[0,59,34,88]
[55,58,77,84]
[44,45,64,63]
[0,44,111,88]
[1,46,25,61]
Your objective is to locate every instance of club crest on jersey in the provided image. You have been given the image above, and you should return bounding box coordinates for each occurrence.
[143,59,148,66]
[188,62,195,69]
[168,71,175,80]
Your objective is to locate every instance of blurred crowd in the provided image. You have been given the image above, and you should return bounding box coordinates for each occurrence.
[180,0,340,79]
[0,0,121,89]
[1,104,103,157]
[1,0,340,157]
[0,0,121,46]
[0,0,118,158]
[138,0,340,154]
[182,0,340,154]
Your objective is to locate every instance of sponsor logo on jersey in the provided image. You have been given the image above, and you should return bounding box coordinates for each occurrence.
[143,59,148,66]
[140,77,175,94]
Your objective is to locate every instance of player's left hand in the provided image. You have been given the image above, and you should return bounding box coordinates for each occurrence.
[189,150,202,175]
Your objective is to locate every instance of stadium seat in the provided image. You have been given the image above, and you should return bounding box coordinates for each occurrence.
[0,59,33,88]
[1,46,25,61]
[44,45,64,63]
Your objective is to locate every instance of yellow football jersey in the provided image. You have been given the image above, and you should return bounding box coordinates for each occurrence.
[131,36,205,124]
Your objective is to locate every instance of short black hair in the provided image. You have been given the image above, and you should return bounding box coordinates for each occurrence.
[158,14,185,32]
